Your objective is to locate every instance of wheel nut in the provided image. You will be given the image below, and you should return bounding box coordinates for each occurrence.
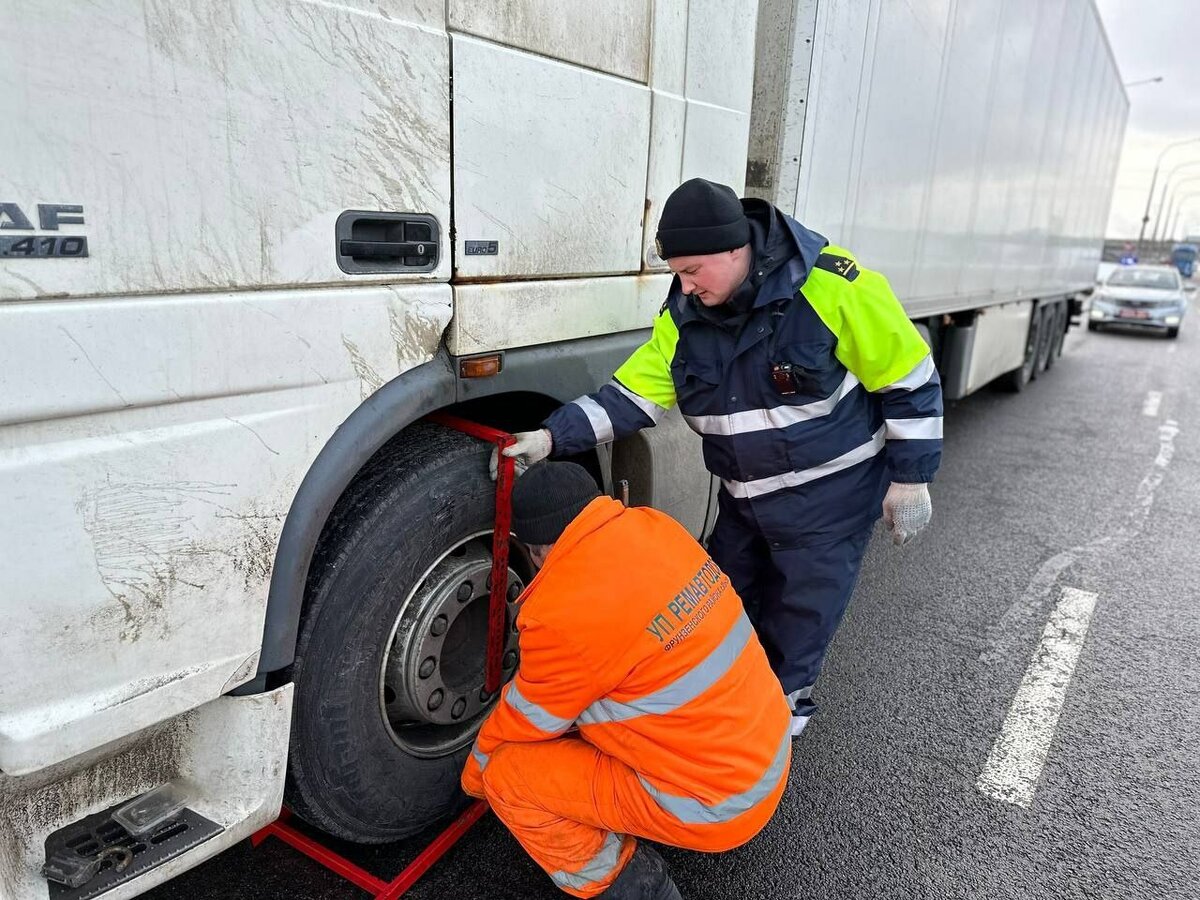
[428,689,444,711]
[507,582,521,601]
[418,657,436,679]
[451,698,467,719]
[457,582,473,602]
[479,687,492,703]
[503,650,518,669]
[430,614,449,636]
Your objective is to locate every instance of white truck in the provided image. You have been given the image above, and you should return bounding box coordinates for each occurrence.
[0,1,1124,897]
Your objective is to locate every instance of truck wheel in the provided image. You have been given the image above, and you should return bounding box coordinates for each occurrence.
[1033,305,1055,375]
[1001,304,1042,391]
[1044,302,1067,369]
[285,423,529,842]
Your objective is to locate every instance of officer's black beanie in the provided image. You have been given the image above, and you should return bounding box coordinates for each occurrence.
[511,461,601,546]
[655,178,751,259]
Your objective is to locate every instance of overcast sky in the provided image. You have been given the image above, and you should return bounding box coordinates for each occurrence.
[1095,0,1200,239]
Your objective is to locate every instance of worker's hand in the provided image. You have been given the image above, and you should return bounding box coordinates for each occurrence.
[489,429,553,480]
[882,482,932,545]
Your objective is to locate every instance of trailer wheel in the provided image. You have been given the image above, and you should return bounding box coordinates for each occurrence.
[1044,302,1067,369]
[1033,305,1055,375]
[285,423,529,842]
[1001,304,1042,391]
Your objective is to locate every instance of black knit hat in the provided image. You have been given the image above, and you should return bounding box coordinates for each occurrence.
[655,178,750,259]
[511,461,601,546]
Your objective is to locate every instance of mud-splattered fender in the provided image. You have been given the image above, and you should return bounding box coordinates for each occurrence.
[249,351,456,682]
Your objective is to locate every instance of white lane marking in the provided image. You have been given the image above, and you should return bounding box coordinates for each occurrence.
[1143,391,1162,417]
[980,420,1180,663]
[976,587,1099,808]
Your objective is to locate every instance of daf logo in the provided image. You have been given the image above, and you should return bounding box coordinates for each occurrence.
[0,202,85,231]
[0,202,89,259]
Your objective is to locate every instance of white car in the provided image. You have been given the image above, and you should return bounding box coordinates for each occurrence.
[1088,265,1194,338]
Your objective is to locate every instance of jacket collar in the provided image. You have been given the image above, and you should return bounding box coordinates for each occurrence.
[751,214,826,309]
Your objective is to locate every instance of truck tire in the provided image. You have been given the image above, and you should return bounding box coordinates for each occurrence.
[285,423,528,842]
[1001,304,1042,392]
[1033,305,1055,374]
[1044,302,1067,369]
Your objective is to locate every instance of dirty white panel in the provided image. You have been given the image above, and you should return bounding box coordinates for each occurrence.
[992,0,1060,295]
[452,36,651,279]
[796,0,1124,317]
[642,93,687,269]
[850,0,951,301]
[0,687,291,900]
[962,4,1033,300]
[351,0,446,27]
[449,0,650,82]
[1013,0,1077,295]
[911,0,1005,306]
[681,102,752,195]
[683,0,759,112]
[448,274,671,355]
[0,284,450,773]
[0,1,450,301]
[794,0,874,242]
[649,0,688,92]
[644,0,757,269]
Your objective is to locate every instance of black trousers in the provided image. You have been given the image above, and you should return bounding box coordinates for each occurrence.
[708,514,874,706]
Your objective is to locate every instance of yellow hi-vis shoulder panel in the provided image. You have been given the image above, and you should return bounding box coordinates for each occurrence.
[803,245,930,392]
[613,307,679,410]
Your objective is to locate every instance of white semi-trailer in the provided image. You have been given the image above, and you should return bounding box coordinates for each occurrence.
[0,1,1124,897]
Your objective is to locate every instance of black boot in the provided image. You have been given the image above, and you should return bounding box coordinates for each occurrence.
[596,844,682,900]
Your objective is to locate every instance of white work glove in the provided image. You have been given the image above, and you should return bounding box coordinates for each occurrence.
[489,429,553,480]
[882,482,932,546]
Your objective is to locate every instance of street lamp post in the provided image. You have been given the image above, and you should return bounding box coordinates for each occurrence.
[1160,176,1200,249]
[1167,194,1200,244]
[1150,160,1200,245]
[1137,137,1200,254]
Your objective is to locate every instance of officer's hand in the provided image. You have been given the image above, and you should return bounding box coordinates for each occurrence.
[882,482,932,545]
[489,429,553,480]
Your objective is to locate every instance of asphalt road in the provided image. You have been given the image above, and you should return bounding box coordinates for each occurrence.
[148,315,1200,900]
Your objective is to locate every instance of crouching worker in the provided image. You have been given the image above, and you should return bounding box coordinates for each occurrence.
[462,461,792,899]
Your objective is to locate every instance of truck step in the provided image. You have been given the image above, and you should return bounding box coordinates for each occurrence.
[43,802,223,900]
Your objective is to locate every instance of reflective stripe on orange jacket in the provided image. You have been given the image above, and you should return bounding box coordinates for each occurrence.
[462,496,791,848]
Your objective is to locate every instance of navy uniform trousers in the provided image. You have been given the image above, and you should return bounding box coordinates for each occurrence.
[707,506,875,725]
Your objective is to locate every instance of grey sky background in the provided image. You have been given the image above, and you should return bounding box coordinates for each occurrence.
[1095,0,1200,239]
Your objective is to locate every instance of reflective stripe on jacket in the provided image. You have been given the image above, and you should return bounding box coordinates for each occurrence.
[462,497,791,843]
[544,213,943,548]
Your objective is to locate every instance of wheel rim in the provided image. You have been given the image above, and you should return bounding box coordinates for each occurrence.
[380,532,528,758]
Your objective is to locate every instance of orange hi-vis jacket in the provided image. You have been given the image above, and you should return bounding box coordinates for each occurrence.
[462,496,791,851]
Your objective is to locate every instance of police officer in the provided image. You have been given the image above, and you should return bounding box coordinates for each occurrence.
[496,178,943,735]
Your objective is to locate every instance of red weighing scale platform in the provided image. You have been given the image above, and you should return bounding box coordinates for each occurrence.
[252,414,516,897]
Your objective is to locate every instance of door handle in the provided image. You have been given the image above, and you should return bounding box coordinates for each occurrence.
[339,239,434,260]
[335,211,440,274]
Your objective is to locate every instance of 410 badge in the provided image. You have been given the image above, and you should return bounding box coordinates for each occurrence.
[0,235,89,258]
